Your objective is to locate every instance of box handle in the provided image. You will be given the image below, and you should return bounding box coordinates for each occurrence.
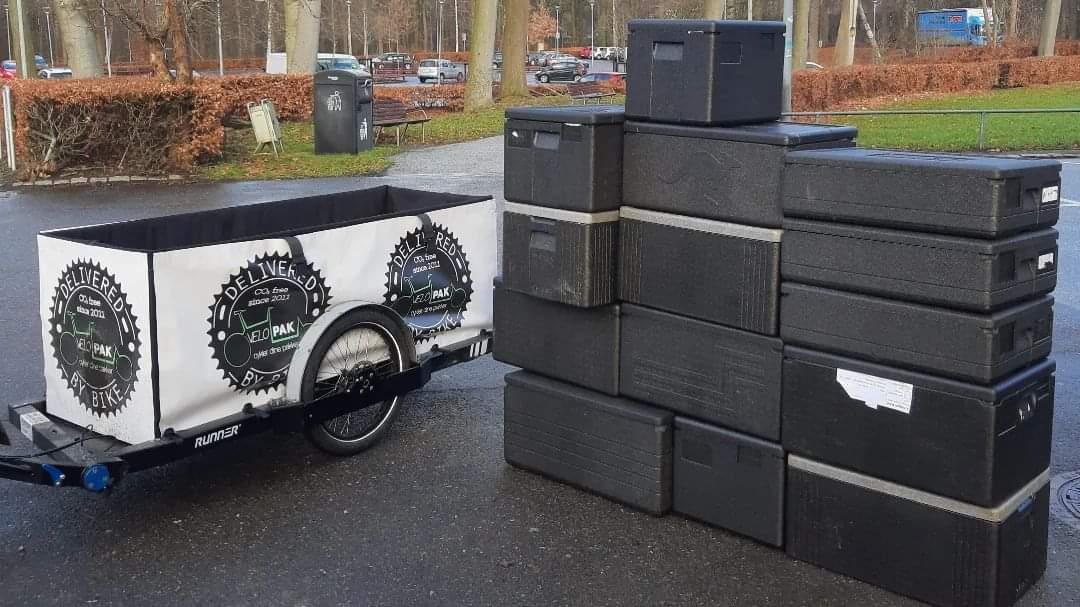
[533,130,561,151]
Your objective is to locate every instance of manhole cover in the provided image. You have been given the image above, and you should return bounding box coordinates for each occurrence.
[1051,470,1080,531]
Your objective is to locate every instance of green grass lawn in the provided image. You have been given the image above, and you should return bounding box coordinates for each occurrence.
[830,83,1080,151]
[199,94,618,181]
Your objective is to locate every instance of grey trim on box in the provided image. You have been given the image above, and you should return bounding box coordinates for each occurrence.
[788,455,1050,523]
[504,202,620,224]
[620,206,783,242]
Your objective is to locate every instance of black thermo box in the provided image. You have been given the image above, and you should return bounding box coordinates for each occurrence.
[503,371,672,515]
[673,418,785,546]
[782,219,1058,311]
[625,20,785,126]
[493,284,619,395]
[782,347,1055,507]
[504,105,625,213]
[620,207,782,334]
[620,304,784,441]
[780,283,1054,384]
[623,121,856,227]
[783,148,1062,238]
[502,202,619,307]
[787,456,1049,607]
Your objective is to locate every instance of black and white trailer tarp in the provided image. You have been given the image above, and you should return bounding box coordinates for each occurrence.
[36,186,497,445]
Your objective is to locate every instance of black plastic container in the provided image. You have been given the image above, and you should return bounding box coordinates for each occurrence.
[620,305,783,440]
[504,105,625,212]
[620,207,781,334]
[673,417,784,546]
[782,347,1055,507]
[623,121,856,227]
[780,283,1054,384]
[783,148,1062,237]
[625,20,784,125]
[787,456,1049,607]
[782,220,1058,311]
[502,202,618,307]
[503,371,672,515]
[493,284,619,395]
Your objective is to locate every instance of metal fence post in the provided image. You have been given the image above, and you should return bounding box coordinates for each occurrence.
[3,86,15,172]
[977,112,987,151]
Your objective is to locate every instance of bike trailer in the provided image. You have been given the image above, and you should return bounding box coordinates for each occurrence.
[2,186,496,490]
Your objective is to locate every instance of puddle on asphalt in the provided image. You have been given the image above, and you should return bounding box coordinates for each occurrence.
[1051,470,1080,531]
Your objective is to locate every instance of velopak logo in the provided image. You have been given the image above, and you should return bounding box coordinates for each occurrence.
[49,260,141,417]
[194,424,241,449]
[384,223,473,342]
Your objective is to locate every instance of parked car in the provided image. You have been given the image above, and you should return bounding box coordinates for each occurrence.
[580,47,593,59]
[417,59,464,83]
[527,52,547,66]
[372,52,413,69]
[2,54,48,74]
[316,53,369,73]
[579,72,624,85]
[38,67,73,79]
[535,60,586,83]
[537,51,561,66]
[0,66,14,80]
[493,51,503,69]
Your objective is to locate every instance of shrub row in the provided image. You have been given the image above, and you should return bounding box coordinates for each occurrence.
[792,54,1080,111]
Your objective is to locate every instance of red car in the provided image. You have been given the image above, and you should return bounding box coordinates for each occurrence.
[580,72,625,85]
[580,47,593,59]
[0,67,15,80]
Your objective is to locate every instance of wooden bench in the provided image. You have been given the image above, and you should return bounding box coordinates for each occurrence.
[373,99,431,145]
[567,82,617,105]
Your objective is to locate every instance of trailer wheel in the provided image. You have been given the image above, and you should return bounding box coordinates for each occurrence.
[301,308,416,456]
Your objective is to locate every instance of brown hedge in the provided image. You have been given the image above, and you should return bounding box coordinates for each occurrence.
[792,55,1080,111]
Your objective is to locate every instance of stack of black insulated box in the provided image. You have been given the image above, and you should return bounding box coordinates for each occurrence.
[497,18,1059,607]
[780,149,1061,607]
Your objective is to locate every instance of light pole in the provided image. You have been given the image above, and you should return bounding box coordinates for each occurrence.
[872,0,879,37]
[42,5,52,66]
[330,0,337,54]
[256,0,273,57]
[554,4,560,52]
[345,0,353,56]
[436,0,444,81]
[101,2,111,76]
[4,6,10,62]
[588,0,595,70]
[216,0,224,75]
[362,1,368,57]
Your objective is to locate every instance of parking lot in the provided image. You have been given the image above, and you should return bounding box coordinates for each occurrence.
[376,58,622,87]
[0,140,1077,606]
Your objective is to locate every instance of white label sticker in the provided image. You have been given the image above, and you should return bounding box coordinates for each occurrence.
[1038,252,1055,271]
[19,410,49,440]
[1042,186,1059,204]
[836,369,915,414]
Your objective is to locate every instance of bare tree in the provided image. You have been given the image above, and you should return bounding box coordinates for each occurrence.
[464,0,495,110]
[500,0,528,99]
[106,1,172,80]
[835,0,856,66]
[703,0,726,19]
[1008,0,1019,38]
[1038,0,1062,55]
[53,0,104,78]
[856,0,882,63]
[793,0,808,68]
[285,0,321,73]
[980,0,997,46]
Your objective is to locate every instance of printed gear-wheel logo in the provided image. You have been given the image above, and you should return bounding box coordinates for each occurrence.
[49,259,141,417]
[383,223,473,342]
[207,252,331,394]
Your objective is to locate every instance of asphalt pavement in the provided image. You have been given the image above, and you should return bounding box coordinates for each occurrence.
[0,140,1078,607]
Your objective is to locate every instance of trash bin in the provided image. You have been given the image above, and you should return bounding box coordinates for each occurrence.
[314,69,374,154]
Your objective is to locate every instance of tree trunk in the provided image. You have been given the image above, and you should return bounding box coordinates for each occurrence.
[704,0,726,19]
[500,0,528,99]
[856,0,882,63]
[1038,0,1062,56]
[980,0,996,46]
[165,0,193,83]
[53,0,103,78]
[807,0,820,62]
[464,0,497,111]
[285,0,321,73]
[793,0,809,69]
[835,0,856,66]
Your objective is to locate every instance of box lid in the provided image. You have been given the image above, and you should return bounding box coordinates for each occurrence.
[675,416,783,458]
[624,120,857,146]
[789,455,1050,522]
[505,104,625,125]
[783,345,1056,405]
[505,370,670,426]
[621,207,782,242]
[782,218,1059,255]
[628,19,785,35]
[785,147,1062,178]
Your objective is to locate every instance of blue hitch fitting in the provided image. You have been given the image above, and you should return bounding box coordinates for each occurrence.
[81,465,111,492]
